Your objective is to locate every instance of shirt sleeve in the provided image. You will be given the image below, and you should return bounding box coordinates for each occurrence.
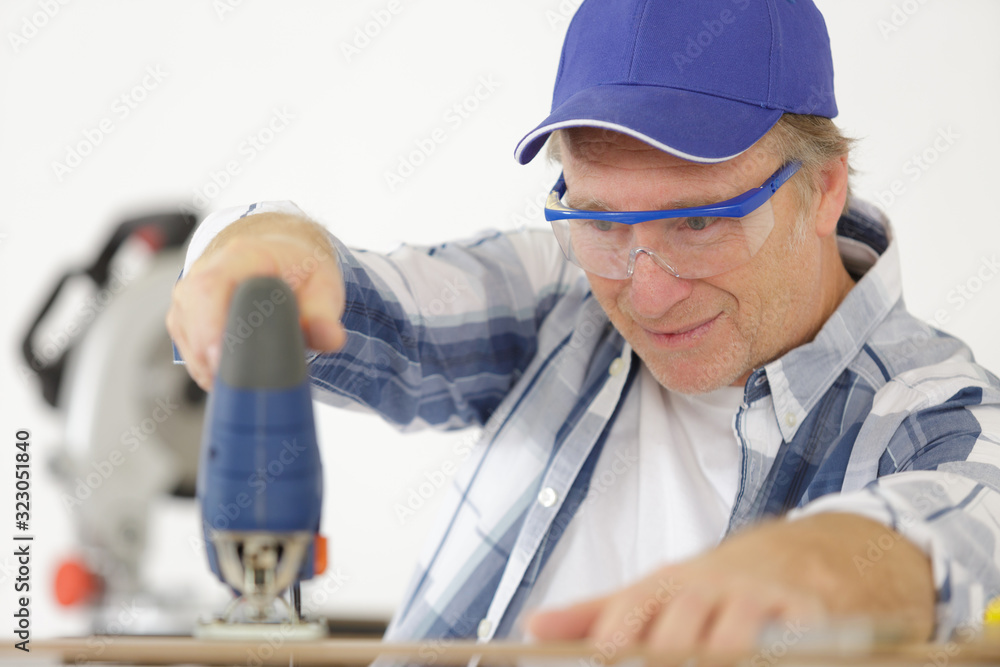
[174,200,579,432]
[788,393,1000,642]
[181,200,310,276]
[313,227,576,431]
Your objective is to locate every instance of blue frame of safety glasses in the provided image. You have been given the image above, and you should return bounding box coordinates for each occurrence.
[544,161,802,224]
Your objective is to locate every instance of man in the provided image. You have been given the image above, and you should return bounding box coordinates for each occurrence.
[168,0,1000,656]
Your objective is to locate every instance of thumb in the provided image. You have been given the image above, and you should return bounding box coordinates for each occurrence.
[526,596,609,641]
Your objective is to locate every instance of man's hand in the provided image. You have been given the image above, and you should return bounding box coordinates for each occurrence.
[166,213,347,390]
[527,513,934,659]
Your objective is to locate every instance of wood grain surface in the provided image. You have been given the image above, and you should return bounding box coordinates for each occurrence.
[4,636,1000,666]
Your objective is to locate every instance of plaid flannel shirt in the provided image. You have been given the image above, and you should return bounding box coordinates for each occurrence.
[182,197,1000,643]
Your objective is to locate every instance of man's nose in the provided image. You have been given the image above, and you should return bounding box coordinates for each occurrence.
[626,249,693,319]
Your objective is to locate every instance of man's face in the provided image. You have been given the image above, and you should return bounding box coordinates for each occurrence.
[561,129,832,394]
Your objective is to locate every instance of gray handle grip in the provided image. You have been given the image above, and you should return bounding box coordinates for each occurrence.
[218,277,307,389]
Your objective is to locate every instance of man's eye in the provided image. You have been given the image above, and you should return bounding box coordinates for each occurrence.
[593,220,614,232]
[686,217,712,231]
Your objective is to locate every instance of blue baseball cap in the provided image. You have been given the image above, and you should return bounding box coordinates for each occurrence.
[514,0,838,165]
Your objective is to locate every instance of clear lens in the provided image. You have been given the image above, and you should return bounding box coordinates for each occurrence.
[550,200,775,280]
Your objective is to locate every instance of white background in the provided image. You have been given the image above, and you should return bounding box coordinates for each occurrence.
[1,0,998,641]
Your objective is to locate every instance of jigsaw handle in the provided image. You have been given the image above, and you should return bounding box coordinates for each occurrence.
[197,277,323,587]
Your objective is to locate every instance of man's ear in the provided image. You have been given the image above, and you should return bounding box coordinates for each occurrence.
[814,156,849,239]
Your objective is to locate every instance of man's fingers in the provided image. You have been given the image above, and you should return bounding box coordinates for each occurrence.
[296,259,347,352]
[684,587,824,659]
[166,281,220,391]
[183,267,270,372]
[165,298,207,390]
[701,591,778,656]
[525,596,609,640]
[167,217,347,389]
[589,589,660,648]
[646,584,719,655]
[170,240,283,386]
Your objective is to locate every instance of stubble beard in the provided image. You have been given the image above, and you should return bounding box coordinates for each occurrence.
[634,313,758,395]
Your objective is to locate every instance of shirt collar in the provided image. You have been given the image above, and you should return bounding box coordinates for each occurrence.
[764,199,902,442]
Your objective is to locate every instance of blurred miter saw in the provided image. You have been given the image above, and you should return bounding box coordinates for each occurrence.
[195,276,328,639]
[20,211,207,632]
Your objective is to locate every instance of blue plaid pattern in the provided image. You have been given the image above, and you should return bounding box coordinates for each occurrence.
[180,198,1000,643]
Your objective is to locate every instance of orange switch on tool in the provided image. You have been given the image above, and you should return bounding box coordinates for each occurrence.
[54,557,99,607]
[314,535,328,576]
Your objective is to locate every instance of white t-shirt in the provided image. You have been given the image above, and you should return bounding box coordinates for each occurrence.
[510,363,746,638]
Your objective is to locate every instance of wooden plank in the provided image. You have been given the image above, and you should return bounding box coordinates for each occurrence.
[5,636,1000,666]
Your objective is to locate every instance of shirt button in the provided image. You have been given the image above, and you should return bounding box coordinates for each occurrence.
[784,412,797,428]
[609,357,625,376]
[537,487,558,508]
[477,618,492,639]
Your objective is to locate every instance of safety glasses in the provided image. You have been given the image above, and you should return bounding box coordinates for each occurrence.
[545,161,801,280]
